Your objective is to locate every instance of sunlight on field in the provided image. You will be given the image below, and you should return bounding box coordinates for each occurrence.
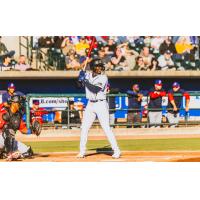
[25,138,200,153]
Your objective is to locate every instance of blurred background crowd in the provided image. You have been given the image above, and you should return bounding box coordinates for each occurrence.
[1,36,200,71]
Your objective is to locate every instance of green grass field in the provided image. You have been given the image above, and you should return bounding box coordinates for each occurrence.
[24,138,200,153]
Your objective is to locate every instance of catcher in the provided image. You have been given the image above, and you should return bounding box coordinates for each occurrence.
[0,95,41,161]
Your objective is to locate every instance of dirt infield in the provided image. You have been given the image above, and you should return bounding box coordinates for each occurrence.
[2,151,200,162]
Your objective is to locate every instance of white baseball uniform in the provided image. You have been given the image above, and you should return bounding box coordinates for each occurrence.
[79,72,120,155]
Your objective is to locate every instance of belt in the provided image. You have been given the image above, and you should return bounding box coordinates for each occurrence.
[89,99,106,103]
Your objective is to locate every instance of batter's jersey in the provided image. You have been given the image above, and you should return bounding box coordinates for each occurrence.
[85,72,108,101]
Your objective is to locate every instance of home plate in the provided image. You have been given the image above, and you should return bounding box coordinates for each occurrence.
[100,159,125,162]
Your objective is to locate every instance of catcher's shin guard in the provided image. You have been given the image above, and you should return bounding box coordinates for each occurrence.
[2,126,16,154]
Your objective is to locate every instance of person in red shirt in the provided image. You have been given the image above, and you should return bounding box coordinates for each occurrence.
[148,80,166,127]
[30,100,48,125]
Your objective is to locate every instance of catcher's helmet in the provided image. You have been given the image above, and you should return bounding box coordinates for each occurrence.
[90,58,105,71]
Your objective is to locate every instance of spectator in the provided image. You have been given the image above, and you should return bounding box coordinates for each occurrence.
[151,36,164,54]
[66,54,81,71]
[104,37,117,56]
[159,36,177,55]
[143,36,152,47]
[175,36,194,61]
[157,50,175,70]
[124,46,139,70]
[140,46,154,68]
[38,36,53,48]
[147,58,159,71]
[148,80,166,128]
[15,55,31,71]
[61,37,75,55]
[0,52,14,71]
[126,84,144,128]
[53,36,64,49]
[0,37,8,56]
[96,49,113,71]
[134,56,146,70]
[111,48,128,71]
[75,37,89,56]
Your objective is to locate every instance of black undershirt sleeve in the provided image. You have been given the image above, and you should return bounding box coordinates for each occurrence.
[84,80,102,93]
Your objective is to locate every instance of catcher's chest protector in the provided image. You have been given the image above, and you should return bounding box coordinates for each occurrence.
[0,109,7,129]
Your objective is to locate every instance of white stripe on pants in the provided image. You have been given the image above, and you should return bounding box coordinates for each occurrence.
[80,101,120,155]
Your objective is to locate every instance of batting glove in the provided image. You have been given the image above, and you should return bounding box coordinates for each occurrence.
[78,70,86,82]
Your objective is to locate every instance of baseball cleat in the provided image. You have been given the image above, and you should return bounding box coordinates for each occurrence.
[112,151,121,159]
[76,153,86,158]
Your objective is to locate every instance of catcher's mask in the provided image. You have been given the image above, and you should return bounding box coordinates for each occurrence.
[8,95,22,114]
[90,59,105,73]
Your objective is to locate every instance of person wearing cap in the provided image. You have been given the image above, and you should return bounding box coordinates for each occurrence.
[0,50,15,71]
[2,82,25,104]
[31,99,48,125]
[148,80,166,127]
[127,84,148,128]
[157,50,175,70]
[167,82,190,127]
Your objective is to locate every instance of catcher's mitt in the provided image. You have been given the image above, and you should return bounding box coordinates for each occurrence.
[31,120,42,136]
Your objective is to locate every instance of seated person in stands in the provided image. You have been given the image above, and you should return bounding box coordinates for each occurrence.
[61,100,81,128]
[61,36,76,55]
[38,36,53,48]
[75,37,89,57]
[104,37,117,56]
[53,36,64,49]
[97,49,113,71]
[124,45,139,70]
[134,56,146,70]
[0,51,15,71]
[159,36,177,55]
[140,46,154,68]
[111,48,128,71]
[157,50,176,70]
[151,36,164,54]
[147,58,159,71]
[175,36,194,61]
[0,36,8,56]
[66,54,81,71]
[15,55,31,71]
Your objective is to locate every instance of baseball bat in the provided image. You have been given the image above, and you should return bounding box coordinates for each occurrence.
[83,36,96,71]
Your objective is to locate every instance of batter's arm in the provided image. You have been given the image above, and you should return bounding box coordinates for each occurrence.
[84,80,102,93]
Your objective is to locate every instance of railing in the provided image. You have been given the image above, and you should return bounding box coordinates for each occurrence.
[25,92,200,130]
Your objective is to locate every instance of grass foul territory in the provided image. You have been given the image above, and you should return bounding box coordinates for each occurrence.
[25,138,200,153]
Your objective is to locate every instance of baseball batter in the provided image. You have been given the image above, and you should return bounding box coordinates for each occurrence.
[77,58,121,159]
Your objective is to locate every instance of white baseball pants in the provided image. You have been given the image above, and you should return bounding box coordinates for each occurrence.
[79,100,120,155]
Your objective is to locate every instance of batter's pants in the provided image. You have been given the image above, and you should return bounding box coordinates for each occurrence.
[80,101,120,155]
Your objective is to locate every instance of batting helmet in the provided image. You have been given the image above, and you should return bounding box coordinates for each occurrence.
[90,58,105,71]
